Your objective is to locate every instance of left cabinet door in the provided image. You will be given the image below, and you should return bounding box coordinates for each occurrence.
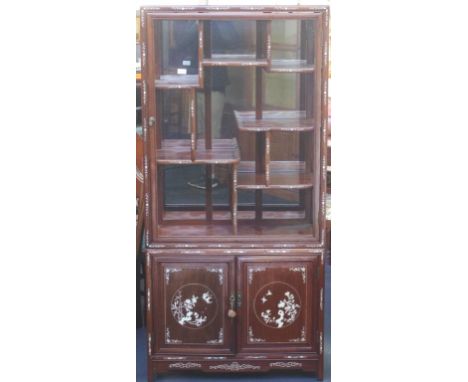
[151,257,235,355]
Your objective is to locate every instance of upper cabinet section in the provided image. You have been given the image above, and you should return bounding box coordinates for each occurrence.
[141,7,329,245]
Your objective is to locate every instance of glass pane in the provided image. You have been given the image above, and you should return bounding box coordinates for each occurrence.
[264,72,300,110]
[211,20,257,56]
[149,15,320,237]
[264,190,300,207]
[159,89,190,140]
[270,19,315,67]
[163,164,230,210]
[156,20,199,76]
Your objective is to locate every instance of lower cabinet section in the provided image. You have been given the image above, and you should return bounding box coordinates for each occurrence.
[147,252,324,380]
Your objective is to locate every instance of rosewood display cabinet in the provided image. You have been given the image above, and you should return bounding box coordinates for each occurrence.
[140,5,329,381]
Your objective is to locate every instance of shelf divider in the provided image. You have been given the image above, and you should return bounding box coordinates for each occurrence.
[265,130,271,187]
[197,21,204,88]
[266,20,272,66]
[189,88,197,161]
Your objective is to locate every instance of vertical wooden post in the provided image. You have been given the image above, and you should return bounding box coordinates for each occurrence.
[145,14,159,239]
[190,88,197,161]
[153,21,162,150]
[255,21,264,121]
[312,16,323,236]
[203,21,213,221]
[204,20,212,149]
[265,130,271,187]
[197,20,204,88]
[299,20,307,213]
[255,21,266,221]
[266,20,272,66]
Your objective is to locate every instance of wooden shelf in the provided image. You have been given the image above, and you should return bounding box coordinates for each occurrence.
[156,138,240,164]
[158,219,313,237]
[266,59,315,73]
[235,110,314,132]
[237,161,313,189]
[155,74,199,89]
[203,54,268,67]
[163,210,305,221]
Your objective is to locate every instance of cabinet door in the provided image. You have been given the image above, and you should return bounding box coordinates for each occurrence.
[153,257,235,354]
[237,256,320,353]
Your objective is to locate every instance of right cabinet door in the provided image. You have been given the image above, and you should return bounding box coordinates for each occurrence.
[237,256,320,353]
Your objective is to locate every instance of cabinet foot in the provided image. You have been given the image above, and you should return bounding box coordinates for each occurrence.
[147,363,154,382]
[317,363,324,380]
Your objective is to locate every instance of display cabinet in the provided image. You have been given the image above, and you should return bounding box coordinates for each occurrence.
[140,5,329,381]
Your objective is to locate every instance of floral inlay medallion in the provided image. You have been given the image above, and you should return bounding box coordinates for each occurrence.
[253,282,301,329]
[170,283,218,329]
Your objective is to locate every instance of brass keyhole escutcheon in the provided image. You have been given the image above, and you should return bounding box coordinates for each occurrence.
[228,293,237,318]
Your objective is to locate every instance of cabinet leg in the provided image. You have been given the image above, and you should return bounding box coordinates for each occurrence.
[147,362,154,382]
[317,360,324,380]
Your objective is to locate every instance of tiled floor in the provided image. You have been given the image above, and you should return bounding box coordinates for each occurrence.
[136,264,331,382]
